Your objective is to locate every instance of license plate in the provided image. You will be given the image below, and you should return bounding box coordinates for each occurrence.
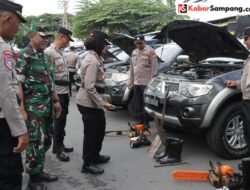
[145,96,159,107]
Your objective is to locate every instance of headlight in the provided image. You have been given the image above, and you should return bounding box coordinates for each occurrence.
[111,73,128,82]
[179,83,213,97]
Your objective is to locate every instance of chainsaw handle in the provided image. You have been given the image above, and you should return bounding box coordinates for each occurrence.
[209,160,217,176]
[216,161,223,186]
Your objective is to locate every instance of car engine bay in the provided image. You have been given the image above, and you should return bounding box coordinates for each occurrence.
[166,59,243,80]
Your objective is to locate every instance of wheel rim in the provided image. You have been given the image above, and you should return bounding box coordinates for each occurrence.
[225,114,246,150]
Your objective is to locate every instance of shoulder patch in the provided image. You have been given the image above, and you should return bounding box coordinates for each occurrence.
[3,51,14,71]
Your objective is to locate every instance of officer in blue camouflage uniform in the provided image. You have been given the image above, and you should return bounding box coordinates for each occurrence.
[0,1,29,190]
[16,26,62,190]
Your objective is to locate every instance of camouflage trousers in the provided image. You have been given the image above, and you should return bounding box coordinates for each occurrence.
[25,113,53,175]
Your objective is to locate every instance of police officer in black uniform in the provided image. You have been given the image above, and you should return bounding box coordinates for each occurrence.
[0,1,29,189]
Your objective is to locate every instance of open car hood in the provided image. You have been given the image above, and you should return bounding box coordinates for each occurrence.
[111,34,135,56]
[159,20,249,62]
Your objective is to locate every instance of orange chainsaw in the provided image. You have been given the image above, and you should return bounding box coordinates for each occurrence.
[172,161,235,188]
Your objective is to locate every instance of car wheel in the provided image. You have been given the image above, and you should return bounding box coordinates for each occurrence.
[206,102,249,159]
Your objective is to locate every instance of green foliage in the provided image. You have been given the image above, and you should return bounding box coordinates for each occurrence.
[73,0,185,39]
[14,14,73,48]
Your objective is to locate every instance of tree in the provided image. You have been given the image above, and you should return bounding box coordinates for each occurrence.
[14,14,73,48]
[72,0,185,39]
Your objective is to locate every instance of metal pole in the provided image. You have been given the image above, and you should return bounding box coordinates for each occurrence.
[58,0,69,29]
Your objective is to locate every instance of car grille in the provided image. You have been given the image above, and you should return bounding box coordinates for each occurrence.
[150,81,180,92]
[147,104,177,117]
[165,82,179,92]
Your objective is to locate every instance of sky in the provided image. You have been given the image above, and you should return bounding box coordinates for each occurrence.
[14,0,79,16]
[14,0,250,21]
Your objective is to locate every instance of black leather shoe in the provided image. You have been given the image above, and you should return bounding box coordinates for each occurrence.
[64,145,74,153]
[38,172,58,182]
[93,155,110,164]
[81,164,104,175]
[27,182,49,190]
[56,151,70,162]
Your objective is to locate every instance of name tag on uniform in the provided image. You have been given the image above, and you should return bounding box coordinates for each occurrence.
[4,51,14,71]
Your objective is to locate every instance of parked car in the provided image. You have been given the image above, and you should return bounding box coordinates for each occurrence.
[144,20,249,159]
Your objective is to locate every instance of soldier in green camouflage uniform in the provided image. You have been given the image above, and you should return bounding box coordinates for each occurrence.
[16,26,61,190]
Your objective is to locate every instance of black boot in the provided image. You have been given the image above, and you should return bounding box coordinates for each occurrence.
[81,163,104,175]
[38,172,58,182]
[63,145,74,153]
[27,174,49,190]
[159,138,184,164]
[93,155,110,164]
[242,157,250,190]
[56,151,70,162]
[154,137,172,160]
[56,147,70,162]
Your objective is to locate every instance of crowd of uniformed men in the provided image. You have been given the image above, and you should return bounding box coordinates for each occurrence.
[0,0,160,190]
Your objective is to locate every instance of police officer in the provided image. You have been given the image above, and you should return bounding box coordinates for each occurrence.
[16,26,62,190]
[76,30,116,175]
[46,27,74,162]
[0,1,29,190]
[128,34,158,129]
[225,27,250,154]
[65,46,78,96]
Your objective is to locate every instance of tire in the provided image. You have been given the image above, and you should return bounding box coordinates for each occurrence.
[206,102,249,159]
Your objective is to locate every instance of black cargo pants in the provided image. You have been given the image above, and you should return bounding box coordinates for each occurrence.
[133,85,150,126]
[77,105,106,165]
[0,119,23,190]
[53,93,70,152]
[242,100,250,151]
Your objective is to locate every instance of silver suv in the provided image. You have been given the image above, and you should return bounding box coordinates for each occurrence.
[144,20,249,159]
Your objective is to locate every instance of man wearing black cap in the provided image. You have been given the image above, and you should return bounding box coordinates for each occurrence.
[225,27,250,154]
[128,34,158,129]
[0,1,29,189]
[46,27,74,162]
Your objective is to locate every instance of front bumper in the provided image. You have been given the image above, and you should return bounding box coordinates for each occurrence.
[145,107,183,127]
[144,91,213,129]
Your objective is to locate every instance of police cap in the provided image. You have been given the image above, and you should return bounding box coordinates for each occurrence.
[58,27,74,42]
[0,0,26,23]
[134,34,145,43]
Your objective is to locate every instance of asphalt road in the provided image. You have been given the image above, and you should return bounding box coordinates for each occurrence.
[22,92,242,190]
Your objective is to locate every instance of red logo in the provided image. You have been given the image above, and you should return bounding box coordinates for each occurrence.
[178,4,188,13]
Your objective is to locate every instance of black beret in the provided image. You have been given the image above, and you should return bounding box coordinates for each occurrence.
[134,34,145,42]
[0,0,26,23]
[89,30,112,45]
[58,27,74,42]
